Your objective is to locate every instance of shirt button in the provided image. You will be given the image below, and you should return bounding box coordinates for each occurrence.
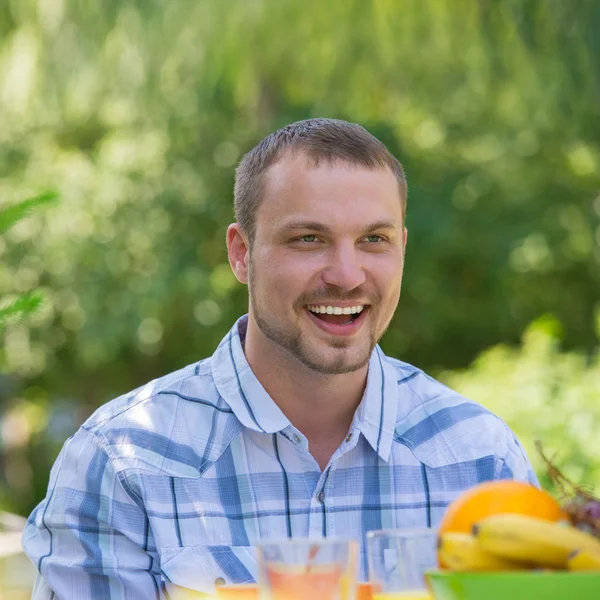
[215,577,226,586]
[345,433,353,442]
[293,433,302,443]
[317,491,325,503]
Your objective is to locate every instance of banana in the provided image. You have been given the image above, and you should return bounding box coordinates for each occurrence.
[473,514,600,569]
[568,549,600,571]
[438,532,528,571]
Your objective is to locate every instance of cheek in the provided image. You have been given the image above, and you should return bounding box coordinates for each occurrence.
[261,250,319,284]
[370,256,404,292]
[252,254,314,301]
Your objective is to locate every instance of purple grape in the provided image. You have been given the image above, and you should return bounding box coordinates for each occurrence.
[582,500,600,521]
[563,496,600,538]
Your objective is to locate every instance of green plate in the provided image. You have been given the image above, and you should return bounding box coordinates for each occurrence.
[426,570,600,600]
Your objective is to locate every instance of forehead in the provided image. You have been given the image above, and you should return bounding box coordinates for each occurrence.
[256,154,402,234]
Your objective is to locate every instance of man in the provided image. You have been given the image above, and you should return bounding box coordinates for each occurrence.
[23,119,537,598]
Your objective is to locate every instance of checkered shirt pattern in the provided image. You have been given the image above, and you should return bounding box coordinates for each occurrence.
[23,315,538,599]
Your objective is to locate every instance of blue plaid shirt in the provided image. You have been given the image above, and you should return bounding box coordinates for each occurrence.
[23,315,538,599]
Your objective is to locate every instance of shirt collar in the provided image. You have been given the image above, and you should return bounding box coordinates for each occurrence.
[352,345,398,462]
[211,315,398,460]
[211,315,290,434]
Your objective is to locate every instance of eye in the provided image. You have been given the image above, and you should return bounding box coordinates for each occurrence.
[364,234,384,243]
[299,234,318,243]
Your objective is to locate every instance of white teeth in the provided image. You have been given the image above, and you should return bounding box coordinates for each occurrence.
[307,305,366,315]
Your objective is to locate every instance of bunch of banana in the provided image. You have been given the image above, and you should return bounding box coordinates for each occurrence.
[438,514,600,572]
[438,532,529,572]
[568,549,600,571]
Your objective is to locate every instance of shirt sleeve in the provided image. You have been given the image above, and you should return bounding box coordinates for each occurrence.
[495,425,540,488]
[22,426,165,600]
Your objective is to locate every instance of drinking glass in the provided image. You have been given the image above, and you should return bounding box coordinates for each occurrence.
[256,537,358,600]
[356,581,374,600]
[366,529,437,600]
[215,583,260,599]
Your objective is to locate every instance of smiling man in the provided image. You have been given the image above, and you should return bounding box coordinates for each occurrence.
[23,119,538,599]
[228,146,407,472]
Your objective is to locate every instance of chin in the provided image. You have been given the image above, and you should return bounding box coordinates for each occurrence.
[302,346,371,376]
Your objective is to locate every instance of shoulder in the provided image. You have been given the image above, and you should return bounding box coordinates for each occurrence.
[385,357,517,469]
[75,358,240,476]
[81,359,223,432]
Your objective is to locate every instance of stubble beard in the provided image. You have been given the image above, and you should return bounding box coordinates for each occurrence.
[247,267,380,376]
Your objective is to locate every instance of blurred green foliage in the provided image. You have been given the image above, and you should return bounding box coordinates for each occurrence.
[0,0,599,514]
[0,192,58,327]
[441,316,600,496]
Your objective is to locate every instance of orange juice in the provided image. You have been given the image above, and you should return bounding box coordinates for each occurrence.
[356,581,373,600]
[215,584,259,599]
[265,563,350,600]
[357,582,374,600]
[372,592,432,600]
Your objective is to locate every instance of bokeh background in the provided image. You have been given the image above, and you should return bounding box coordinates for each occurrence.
[1,0,599,561]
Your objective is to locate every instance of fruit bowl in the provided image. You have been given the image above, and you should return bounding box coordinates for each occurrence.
[426,570,600,600]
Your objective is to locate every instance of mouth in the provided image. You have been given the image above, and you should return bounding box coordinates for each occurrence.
[304,303,370,336]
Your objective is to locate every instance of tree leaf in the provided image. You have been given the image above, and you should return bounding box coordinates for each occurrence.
[0,191,59,234]
[0,291,44,327]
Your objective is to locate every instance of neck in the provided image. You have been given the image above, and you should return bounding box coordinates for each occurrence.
[243,316,368,467]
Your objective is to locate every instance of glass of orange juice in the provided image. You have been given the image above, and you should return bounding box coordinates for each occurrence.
[366,529,437,600]
[356,581,374,600]
[256,537,358,600]
[215,583,260,599]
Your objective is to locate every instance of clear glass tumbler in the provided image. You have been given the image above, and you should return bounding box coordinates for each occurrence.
[256,537,358,600]
[366,528,437,600]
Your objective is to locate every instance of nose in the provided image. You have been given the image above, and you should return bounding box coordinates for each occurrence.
[321,244,367,291]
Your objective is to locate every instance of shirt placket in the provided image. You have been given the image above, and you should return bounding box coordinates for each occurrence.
[295,426,360,539]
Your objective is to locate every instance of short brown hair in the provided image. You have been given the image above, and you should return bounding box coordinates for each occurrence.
[234,118,407,243]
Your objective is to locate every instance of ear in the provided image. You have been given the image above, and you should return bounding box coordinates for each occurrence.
[403,227,408,250]
[227,223,250,284]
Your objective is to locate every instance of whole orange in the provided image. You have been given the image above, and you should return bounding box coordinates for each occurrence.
[437,480,566,567]
[439,480,566,535]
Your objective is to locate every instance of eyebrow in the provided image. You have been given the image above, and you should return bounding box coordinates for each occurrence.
[279,219,398,235]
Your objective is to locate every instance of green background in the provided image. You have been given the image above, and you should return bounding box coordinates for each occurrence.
[1,0,599,517]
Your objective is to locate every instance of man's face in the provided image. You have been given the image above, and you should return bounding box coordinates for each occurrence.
[244,154,406,375]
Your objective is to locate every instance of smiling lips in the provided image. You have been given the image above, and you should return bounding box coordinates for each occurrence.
[305,304,369,332]
[307,304,365,316]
